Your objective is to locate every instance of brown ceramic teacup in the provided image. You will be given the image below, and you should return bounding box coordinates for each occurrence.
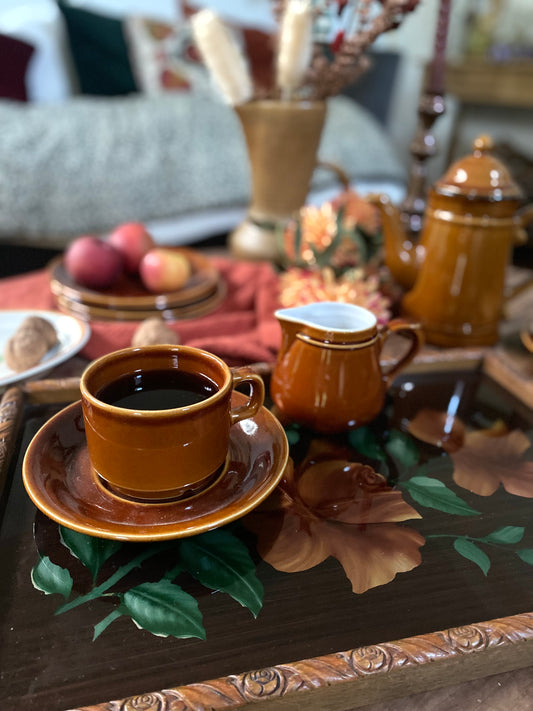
[80,345,265,501]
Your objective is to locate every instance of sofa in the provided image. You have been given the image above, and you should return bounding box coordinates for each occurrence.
[0,0,407,248]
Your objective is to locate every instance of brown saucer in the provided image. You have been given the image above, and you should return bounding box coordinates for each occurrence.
[22,393,289,541]
[53,280,226,322]
[49,247,222,311]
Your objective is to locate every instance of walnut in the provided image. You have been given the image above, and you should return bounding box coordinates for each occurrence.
[4,316,58,372]
[19,316,58,349]
[131,317,180,347]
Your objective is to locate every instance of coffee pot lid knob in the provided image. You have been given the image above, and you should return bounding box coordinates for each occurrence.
[472,134,494,155]
[435,134,523,200]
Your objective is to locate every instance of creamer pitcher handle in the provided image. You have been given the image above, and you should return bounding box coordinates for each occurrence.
[229,367,265,425]
[379,319,424,387]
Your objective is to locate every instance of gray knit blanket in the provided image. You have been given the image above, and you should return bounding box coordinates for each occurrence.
[0,92,405,244]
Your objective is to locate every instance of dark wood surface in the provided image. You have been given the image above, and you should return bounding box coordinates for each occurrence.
[1,244,533,710]
[1,369,533,710]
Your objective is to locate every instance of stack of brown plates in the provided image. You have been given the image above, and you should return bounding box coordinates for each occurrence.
[49,248,225,322]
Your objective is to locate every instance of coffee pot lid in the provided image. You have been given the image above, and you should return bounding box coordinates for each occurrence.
[435,135,524,200]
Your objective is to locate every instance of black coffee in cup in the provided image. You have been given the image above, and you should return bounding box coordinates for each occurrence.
[96,369,218,411]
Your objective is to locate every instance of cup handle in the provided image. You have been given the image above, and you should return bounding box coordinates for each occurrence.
[379,319,424,388]
[229,367,265,426]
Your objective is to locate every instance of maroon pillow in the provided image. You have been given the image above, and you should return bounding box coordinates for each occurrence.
[0,33,34,101]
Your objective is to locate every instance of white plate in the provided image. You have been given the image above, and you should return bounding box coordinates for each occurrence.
[0,310,90,389]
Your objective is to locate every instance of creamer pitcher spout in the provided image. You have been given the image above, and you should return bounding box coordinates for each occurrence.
[274,305,310,357]
[275,302,379,341]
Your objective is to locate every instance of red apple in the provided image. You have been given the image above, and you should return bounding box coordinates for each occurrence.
[139,249,191,293]
[64,235,123,290]
[107,222,155,274]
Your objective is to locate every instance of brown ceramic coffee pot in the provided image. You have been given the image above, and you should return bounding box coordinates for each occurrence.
[371,135,533,347]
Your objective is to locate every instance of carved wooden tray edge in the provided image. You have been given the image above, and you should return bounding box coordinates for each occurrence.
[71,612,533,711]
[2,367,533,711]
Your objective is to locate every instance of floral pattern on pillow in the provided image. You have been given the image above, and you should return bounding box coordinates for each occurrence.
[124,17,209,94]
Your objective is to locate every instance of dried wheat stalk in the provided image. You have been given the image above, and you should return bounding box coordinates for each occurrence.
[273,0,420,99]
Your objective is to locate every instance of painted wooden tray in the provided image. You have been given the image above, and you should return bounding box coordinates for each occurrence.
[1,366,533,711]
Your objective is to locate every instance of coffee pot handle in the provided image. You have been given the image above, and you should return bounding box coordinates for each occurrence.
[514,204,533,245]
[229,367,265,425]
[379,319,424,388]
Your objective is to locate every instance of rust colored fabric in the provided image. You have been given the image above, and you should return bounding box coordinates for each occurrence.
[0,257,281,366]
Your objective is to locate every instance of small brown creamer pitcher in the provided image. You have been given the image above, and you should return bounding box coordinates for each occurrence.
[270,302,423,433]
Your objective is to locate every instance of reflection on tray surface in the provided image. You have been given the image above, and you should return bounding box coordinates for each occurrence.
[28,371,533,642]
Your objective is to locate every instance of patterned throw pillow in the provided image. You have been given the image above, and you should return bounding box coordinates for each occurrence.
[180,2,275,96]
[124,8,274,98]
[123,16,208,94]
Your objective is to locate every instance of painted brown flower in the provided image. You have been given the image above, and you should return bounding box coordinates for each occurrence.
[451,421,533,497]
[407,408,466,453]
[244,439,424,594]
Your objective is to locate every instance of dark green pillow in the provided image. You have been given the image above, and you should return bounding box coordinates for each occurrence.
[58,1,138,96]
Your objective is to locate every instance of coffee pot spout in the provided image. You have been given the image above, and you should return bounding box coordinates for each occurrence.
[368,193,421,290]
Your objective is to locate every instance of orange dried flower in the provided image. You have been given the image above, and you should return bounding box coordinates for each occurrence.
[282,190,382,271]
[279,266,391,325]
[331,188,382,235]
[283,203,337,266]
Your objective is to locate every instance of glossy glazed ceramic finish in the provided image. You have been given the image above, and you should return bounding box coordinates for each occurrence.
[372,136,533,347]
[21,393,287,540]
[79,346,264,500]
[270,302,423,433]
[53,281,225,322]
[401,191,523,347]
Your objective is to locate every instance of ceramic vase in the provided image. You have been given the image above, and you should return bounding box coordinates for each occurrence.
[229,100,327,262]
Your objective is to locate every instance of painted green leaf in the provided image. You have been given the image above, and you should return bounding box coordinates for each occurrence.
[122,580,205,639]
[93,608,123,641]
[163,562,183,581]
[179,529,263,617]
[417,455,454,478]
[516,549,533,565]
[285,426,301,446]
[454,538,490,576]
[402,476,481,516]
[60,526,122,580]
[31,556,73,599]
[482,526,525,545]
[385,430,419,468]
[348,427,386,461]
